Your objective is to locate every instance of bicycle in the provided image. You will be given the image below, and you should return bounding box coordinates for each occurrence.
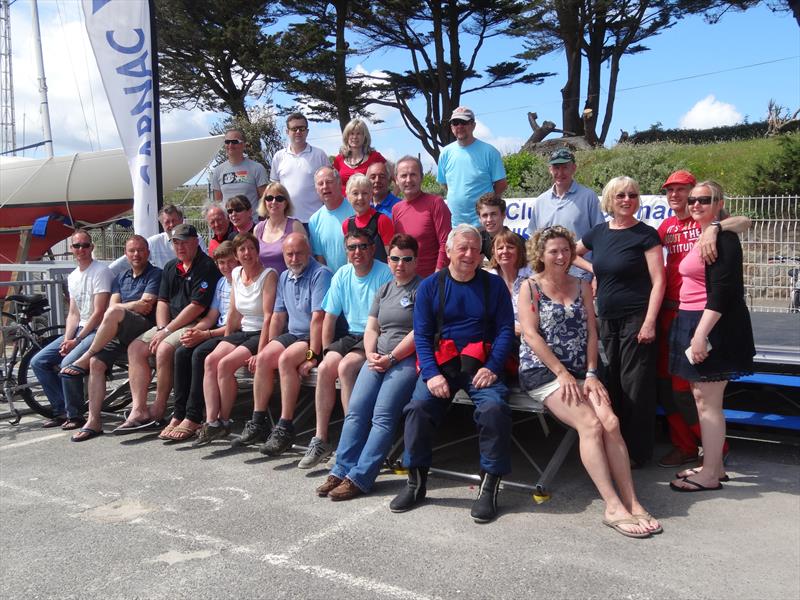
[1,293,132,424]
[768,256,800,313]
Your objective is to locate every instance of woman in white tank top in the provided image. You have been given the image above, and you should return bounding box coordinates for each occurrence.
[194,232,278,446]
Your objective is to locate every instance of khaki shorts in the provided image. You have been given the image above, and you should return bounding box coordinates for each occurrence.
[137,324,194,349]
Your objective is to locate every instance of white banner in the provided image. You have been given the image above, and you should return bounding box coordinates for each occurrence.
[504,194,673,237]
[83,0,158,237]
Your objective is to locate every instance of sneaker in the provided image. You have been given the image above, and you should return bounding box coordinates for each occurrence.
[297,436,333,469]
[259,424,294,456]
[657,447,699,468]
[230,420,267,448]
[191,422,230,448]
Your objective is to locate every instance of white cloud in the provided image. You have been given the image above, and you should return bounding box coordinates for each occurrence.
[474,120,524,155]
[679,95,742,129]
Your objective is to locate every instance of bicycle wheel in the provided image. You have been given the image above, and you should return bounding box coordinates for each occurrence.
[17,334,61,418]
[101,361,133,413]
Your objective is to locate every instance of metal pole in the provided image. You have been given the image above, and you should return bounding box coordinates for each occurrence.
[31,0,53,158]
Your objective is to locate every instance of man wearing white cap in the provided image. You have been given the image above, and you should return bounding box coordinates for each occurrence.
[437,107,507,228]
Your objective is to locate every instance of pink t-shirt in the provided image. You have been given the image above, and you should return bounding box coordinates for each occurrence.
[678,243,707,311]
[658,215,700,302]
[333,150,386,196]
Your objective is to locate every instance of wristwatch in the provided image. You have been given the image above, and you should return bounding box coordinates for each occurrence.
[388,353,398,366]
[711,220,722,232]
[305,349,321,362]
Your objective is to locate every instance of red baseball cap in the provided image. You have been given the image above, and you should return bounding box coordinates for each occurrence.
[662,170,696,189]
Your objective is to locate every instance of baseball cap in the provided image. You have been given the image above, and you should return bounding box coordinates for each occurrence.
[450,106,475,122]
[549,148,575,165]
[171,223,198,240]
[662,170,696,188]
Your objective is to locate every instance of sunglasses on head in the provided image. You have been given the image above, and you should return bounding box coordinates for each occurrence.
[346,242,372,252]
[388,255,414,263]
[450,119,471,126]
[264,195,287,203]
[227,206,248,214]
[224,139,243,145]
[687,195,713,205]
[71,242,91,249]
[615,192,639,199]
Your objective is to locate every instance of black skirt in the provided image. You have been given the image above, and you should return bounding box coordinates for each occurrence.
[669,309,754,382]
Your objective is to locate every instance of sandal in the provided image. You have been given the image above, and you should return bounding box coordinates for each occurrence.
[602,517,651,539]
[632,512,663,535]
[168,425,198,442]
[61,418,86,431]
[158,425,176,440]
[675,467,730,482]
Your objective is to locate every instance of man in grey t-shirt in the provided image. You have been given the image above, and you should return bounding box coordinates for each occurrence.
[210,128,268,210]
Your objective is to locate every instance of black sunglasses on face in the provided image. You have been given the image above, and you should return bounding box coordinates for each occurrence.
[346,242,372,252]
[288,126,308,133]
[227,206,248,214]
[388,255,414,263]
[264,195,287,203]
[687,196,713,205]
[224,139,243,145]
[71,243,91,249]
[450,119,471,126]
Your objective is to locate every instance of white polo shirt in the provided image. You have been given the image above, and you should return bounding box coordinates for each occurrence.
[270,144,330,223]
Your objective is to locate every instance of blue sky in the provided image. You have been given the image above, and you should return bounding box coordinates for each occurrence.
[7,1,799,173]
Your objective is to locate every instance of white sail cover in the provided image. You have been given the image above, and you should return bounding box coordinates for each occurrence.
[82,0,158,237]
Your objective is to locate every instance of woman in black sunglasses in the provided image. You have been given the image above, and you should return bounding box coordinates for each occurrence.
[255,183,305,273]
[668,181,754,493]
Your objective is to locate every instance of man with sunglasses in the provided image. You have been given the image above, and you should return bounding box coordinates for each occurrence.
[436,107,507,228]
[655,170,750,469]
[31,229,114,429]
[298,228,392,469]
[211,128,268,215]
[526,148,604,280]
[270,113,331,227]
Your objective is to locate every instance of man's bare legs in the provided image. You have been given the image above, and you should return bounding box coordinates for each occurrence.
[61,306,127,374]
[252,341,285,413]
[81,356,110,432]
[125,339,153,424]
[276,342,309,420]
[151,342,176,421]
[314,351,343,442]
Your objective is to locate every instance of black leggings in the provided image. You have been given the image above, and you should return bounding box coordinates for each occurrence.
[172,338,224,423]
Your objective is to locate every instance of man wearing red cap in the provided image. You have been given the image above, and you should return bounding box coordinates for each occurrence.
[655,170,750,468]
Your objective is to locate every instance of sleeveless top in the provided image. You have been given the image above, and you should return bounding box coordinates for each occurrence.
[519,279,588,378]
[255,217,297,274]
[232,265,274,332]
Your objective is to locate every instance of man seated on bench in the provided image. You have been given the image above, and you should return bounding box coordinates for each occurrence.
[231,233,332,452]
[390,224,514,524]
[60,235,162,441]
[114,224,222,432]
[298,227,392,469]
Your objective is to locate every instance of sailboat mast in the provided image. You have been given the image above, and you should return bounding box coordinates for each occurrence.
[31,0,53,158]
[0,0,15,156]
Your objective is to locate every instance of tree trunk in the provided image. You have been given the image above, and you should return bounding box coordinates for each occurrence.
[599,51,622,145]
[582,3,606,146]
[333,0,352,130]
[555,0,583,136]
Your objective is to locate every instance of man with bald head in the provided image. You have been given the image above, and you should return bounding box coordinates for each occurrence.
[231,232,333,453]
[205,202,235,255]
[308,166,354,272]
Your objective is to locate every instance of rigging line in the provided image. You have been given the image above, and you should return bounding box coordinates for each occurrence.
[75,2,101,151]
[54,0,94,151]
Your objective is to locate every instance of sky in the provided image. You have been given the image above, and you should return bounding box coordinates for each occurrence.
[6,1,800,176]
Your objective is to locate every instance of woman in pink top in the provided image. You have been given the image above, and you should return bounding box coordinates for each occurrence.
[668,181,754,493]
[254,182,305,273]
[333,118,386,196]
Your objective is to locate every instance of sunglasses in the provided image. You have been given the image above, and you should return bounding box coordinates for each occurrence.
[71,243,92,249]
[388,255,414,263]
[227,206,249,214]
[687,195,713,205]
[264,195,287,203]
[346,242,372,252]
[224,139,243,145]
[615,192,639,199]
[450,119,471,126]
[288,126,308,133]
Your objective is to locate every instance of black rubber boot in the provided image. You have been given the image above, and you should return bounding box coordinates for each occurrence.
[470,472,501,523]
[389,467,428,513]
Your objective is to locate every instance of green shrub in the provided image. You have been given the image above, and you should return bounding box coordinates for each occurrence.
[628,121,768,144]
[746,133,800,195]
[576,144,687,194]
[421,171,446,196]
[503,151,541,189]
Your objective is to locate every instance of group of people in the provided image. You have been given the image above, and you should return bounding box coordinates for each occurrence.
[29,107,755,536]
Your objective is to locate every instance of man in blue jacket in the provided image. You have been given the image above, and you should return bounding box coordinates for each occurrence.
[390,224,515,523]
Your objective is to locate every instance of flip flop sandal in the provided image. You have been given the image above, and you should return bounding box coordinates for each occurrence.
[675,467,730,482]
[59,363,88,377]
[602,517,651,539]
[61,418,86,431]
[632,512,663,534]
[71,427,104,442]
[669,477,723,492]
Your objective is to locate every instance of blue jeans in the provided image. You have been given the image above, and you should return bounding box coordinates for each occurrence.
[30,330,96,418]
[402,373,512,476]
[331,356,417,492]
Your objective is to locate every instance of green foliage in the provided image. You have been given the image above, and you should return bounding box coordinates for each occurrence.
[164,186,209,220]
[502,152,543,189]
[209,106,283,172]
[746,133,800,195]
[421,172,445,196]
[576,145,685,194]
[627,121,769,144]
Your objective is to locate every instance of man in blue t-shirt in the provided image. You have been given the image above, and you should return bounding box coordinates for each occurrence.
[60,235,162,441]
[390,224,514,524]
[299,228,392,470]
[308,166,355,272]
[437,107,508,228]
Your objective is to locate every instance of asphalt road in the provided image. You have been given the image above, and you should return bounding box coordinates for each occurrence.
[1,407,798,600]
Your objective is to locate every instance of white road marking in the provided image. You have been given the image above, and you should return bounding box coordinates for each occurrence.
[283,503,383,556]
[0,432,65,451]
